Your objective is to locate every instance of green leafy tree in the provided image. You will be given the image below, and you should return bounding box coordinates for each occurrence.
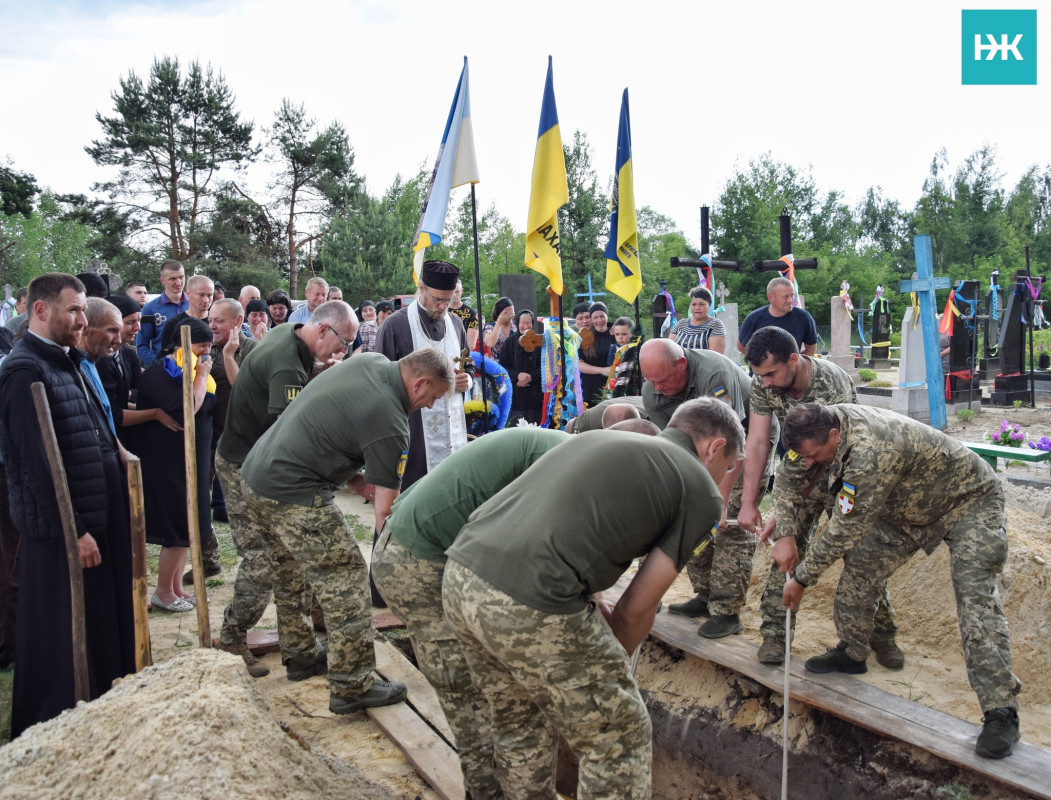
[0,163,38,219]
[0,192,95,287]
[712,153,824,319]
[266,99,361,299]
[559,130,609,300]
[86,56,255,262]
[319,171,426,302]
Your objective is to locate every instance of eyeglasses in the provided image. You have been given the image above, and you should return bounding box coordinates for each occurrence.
[422,287,453,307]
[326,325,354,349]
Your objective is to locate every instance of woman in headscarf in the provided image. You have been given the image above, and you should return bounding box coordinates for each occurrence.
[358,301,379,353]
[499,309,544,425]
[137,318,217,612]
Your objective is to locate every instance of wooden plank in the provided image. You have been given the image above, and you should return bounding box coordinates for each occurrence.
[367,699,464,800]
[648,609,1051,800]
[375,639,455,744]
[961,441,1050,463]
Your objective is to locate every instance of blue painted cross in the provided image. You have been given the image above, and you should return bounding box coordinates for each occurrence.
[575,274,606,306]
[898,235,951,430]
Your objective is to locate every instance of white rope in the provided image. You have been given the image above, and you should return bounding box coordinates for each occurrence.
[782,605,792,800]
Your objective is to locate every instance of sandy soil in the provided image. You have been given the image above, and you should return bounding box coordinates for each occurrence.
[142,492,439,800]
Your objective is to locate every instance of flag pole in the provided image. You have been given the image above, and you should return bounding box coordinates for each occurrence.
[470,184,489,433]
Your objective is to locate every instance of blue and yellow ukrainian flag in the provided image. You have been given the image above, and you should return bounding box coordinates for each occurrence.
[412,56,480,283]
[525,57,569,297]
[604,89,641,304]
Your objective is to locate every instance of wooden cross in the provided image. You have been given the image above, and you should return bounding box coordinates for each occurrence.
[897,235,951,430]
[520,329,543,353]
[670,206,740,284]
[752,214,818,273]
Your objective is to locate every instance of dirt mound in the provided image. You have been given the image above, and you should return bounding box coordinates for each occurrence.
[0,649,392,800]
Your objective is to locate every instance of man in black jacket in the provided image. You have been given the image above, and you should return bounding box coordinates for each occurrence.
[0,273,135,738]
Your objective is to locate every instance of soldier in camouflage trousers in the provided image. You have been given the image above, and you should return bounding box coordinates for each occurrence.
[778,403,1021,759]
[735,327,900,667]
[373,526,501,800]
[244,486,373,694]
[372,426,570,800]
[443,560,652,800]
[215,453,273,674]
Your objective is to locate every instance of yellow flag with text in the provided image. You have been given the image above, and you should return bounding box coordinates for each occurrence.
[525,57,569,296]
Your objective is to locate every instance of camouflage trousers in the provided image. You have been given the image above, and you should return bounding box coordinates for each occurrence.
[684,468,766,616]
[443,560,652,800]
[835,490,1019,712]
[761,462,897,644]
[215,453,272,647]
[372,524,501,800]
[242,484,375,698]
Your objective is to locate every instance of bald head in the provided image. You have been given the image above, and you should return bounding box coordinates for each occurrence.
[601,402,641,428]
[639,338,689,397]
[607,419,660,436]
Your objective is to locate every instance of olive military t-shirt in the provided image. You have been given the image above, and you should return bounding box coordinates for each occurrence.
[446,427,723,614]
[642,348,749,428]
[241,353,410,506]
[217,323,314,464]
[389,427,569,562]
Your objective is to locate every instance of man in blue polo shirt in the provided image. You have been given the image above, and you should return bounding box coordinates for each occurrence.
[136,259,189,366]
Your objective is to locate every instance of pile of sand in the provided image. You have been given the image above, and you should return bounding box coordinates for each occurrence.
[0,650,392,800]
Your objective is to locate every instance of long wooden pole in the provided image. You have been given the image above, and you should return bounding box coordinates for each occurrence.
[30,382,90,703]
[125,454,152,669]
[180,326,210,647]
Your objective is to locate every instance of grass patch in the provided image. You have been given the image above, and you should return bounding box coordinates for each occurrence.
[0,667,12,746]
[857,368,877,382]
[346,514,373,543]
[868,379,893,388]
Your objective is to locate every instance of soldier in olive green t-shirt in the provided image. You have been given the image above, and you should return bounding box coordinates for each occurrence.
[443,398,744,800]
[373,427,569,799]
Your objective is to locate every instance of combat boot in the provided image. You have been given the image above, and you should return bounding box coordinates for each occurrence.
[286,641,328,681]
[182,537,223,584]
[697,614,743,639]
[805,641,867,675]
[668,594,709,618]
[870,638,905,670]
[975,707,1019,759]
[219,641,270,679]
[329,678,408,714]
[757,637,785,665]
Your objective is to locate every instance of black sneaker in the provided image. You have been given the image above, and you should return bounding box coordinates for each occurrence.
[697,614,743,639]
[805,642,868,675]
[975,707,1019,759]
[329,679,408,714]
[668,595,709,618]
[286,641,328,681]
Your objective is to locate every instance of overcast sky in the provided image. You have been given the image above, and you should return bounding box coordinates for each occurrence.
[0,0,1046,249]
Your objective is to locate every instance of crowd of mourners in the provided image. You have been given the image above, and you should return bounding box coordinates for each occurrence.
[0,261,1023,799]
